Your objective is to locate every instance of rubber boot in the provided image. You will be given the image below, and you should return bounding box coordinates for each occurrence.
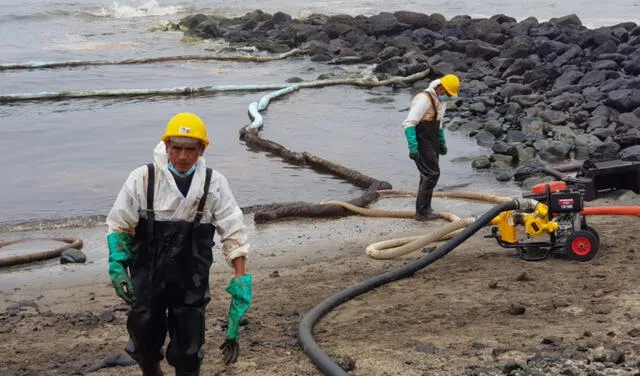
[415,190,441,221]
[139,362,164,376]
[415,209,441,221]
[175,367,199,376]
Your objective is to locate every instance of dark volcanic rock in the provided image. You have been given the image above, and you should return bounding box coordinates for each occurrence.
[173,10,640,170]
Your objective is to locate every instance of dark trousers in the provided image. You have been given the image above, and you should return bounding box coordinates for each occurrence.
[414,128,440,217]
[126,165,215,375]
[126,218,214,375]
[125,280,208,373]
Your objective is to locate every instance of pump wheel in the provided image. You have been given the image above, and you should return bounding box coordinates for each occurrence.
[566,230,599,262]
[583,225,600,243]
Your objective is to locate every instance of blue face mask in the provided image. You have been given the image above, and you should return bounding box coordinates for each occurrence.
[438,95,449,102]
[168,162,196,178]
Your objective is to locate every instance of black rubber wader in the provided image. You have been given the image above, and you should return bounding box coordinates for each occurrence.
[414,93,441,218]
[125,164,214,375]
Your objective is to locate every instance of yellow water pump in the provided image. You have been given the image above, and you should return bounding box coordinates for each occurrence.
[487,184,600,262]
[490,202,559,243]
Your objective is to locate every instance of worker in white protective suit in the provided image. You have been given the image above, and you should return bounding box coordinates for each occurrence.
[402,74,460,221]
[106,113,252,376]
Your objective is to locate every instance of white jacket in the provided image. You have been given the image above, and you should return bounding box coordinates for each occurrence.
[106,142,249,266]
[401,79,448,129]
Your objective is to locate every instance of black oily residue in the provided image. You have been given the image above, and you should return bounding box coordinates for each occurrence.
[365,96,395,104]
[0,215,107,233]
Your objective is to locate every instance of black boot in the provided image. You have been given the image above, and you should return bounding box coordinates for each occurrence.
[416,185,441,221]
[415,208,441,221]
[139,362,164,376]
[175,368,199,376]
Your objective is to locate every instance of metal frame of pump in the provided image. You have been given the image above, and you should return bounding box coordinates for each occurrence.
[487,183,600,262]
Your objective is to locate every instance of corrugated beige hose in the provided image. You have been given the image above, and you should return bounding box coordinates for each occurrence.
[377,189,513,204]
[365,217,475,259]
[321,190,513,259]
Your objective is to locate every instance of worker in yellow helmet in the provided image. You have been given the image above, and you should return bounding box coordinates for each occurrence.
[402,74,460,221]
[106,113,251,375]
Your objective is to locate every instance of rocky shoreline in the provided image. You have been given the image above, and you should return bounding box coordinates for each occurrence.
[169,10,640,187]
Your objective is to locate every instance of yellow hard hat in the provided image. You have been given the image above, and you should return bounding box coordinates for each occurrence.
[162,112,210,146]
[440,74,460,97]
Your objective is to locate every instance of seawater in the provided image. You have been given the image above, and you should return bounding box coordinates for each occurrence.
[1,0,638,227]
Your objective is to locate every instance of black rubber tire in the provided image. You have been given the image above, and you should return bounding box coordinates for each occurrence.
[566,230,599,262]
[583,225,600,243]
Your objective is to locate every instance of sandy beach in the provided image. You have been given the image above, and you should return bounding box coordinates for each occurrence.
[2,192,640,376]
[3,1,640,375]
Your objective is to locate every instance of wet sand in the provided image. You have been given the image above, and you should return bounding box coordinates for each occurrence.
[2,194,640,375]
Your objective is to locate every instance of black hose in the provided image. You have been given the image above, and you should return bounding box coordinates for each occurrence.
[297,200,519,375]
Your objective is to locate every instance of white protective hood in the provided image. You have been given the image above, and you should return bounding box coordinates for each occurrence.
[426,78,447,123]
[106,142,249,266]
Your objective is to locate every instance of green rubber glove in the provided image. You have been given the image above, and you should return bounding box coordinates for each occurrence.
[438,128,447,155]
[220,274,252,364]
[404,127,419,159]
[225,274,252,340]
[107,232,135,305]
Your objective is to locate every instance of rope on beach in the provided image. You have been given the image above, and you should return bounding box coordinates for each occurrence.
[0,48,308,71]
[0,237,83,267]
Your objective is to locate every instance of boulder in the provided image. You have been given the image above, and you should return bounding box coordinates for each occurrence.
[617,112,640,129]
[501,83,533,98]
[583,86,606,101]
[539,110,569,125]
[469,102,487,114]
[614,129,640,148]
[551,125,576,142]
[623,59,640,75]
[553,70,583,89]
[590,127,616,140]
[492,141,519,157]
[60,249,87,264]
[272,11,293,25]
[505,130,526,143]
[619,145,640,161]
[184,18,225,39]
[472,156,492,169]
[553,45,582,66]
[393,11,431,29]
[574,134,603,159]
[515,144,536,162]
[474,131,497,147]
[589,142,621,159]
[369,13,402,36]
[606,89,640,112]
[538,141,573,163]
[465,39,501,59]
[502,58,535,78]
[578,70,609,86]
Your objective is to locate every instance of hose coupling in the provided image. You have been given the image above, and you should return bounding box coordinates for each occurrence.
[515,198,540,212]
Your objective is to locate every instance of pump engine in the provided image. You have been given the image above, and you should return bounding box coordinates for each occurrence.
[488,182,599,261]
